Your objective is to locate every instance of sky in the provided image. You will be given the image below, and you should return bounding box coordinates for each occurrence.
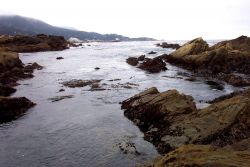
[0,0,249,40]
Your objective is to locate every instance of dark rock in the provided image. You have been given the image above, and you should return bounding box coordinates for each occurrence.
[24,62,43,73]
[205,80,224,90]
[138,57,167,73]
[0,85,16,96]
[58,89,65,92]
[156,42,181,49]
[137,55,145,61]
[0,34,68,52]
[148,51,157,54]
[56,57,64,60]
[221,74,250,87]
[126,57,138,66]
[94,67,100,70]
[0,96,35,123]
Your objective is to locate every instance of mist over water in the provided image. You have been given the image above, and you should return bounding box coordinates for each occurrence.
[0,41,241,167]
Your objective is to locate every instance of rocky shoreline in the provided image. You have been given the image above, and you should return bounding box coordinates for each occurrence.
[121,87,250,166]
[0,34,68,123]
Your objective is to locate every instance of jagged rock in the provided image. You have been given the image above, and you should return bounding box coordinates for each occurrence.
[140,138,250,167]
[156,42,181,49]
[0,96,35,123]
[170,37,209,58]
[122,88,250,154]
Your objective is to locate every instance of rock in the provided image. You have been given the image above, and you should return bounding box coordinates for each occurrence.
[185,77,196,81]
[61,79,102,88]
[0,96,35,123]
[48,95,74,102]
[156,42,181,49]
[117,141,140,155]
[221,74,250,87]
[0,85,16,96]
[126,57,139,66]
[170,37,209,58]
[108,79,121,82]
[24,62,43,73]
[94,67,100,70]
[205,80,224,90]
[58,89,65,92]
[140,139,250,167]
[138,57,167,73]
[137,55,145,61]
[56,57,64,60]
[148,51,157,54]
[0,34,68,52]
[121,88,250,154]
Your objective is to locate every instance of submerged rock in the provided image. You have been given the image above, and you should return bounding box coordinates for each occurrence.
[48,95,74,102]
[61,79,102,88]
[122,88,250,154]
[205,80,224,90]
[0,96,35,123]
[24,62,43,73]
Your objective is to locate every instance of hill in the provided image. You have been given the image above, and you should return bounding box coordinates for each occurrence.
[0,15,155,41]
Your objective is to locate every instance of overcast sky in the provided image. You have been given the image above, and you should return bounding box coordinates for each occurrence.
[0,0,249,40]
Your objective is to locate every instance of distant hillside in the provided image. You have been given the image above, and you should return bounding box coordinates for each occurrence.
[0,15,155,41]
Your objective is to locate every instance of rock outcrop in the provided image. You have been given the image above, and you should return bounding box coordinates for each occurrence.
[140,138,250,167]
[0,34,68,52]
[0,96,35,123]
[122,87,250,154]
[161,36,250,86]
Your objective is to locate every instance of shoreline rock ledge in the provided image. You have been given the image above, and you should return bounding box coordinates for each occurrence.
[121,87,250,166]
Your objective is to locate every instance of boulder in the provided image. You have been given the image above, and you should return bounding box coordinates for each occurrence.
[137,55,145,61]
[56,57,64,60]
[122,88,250,153]
[148,51,157,54]
[61,79,102,88]
[138,57,167,73]
[126,57,138,66]
[0,96,35,123]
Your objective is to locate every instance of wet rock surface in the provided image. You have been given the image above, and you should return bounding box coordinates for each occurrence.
[126,57,139,66]
[48,95,74,102]
[122,87,250,154]
[56,57,64,60]
[0,96,35,123]
[61,79,102,88]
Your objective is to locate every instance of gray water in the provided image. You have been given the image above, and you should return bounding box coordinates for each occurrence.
[0,41,240,167]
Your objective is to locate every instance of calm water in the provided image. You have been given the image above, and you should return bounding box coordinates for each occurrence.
[0,41,240,167]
